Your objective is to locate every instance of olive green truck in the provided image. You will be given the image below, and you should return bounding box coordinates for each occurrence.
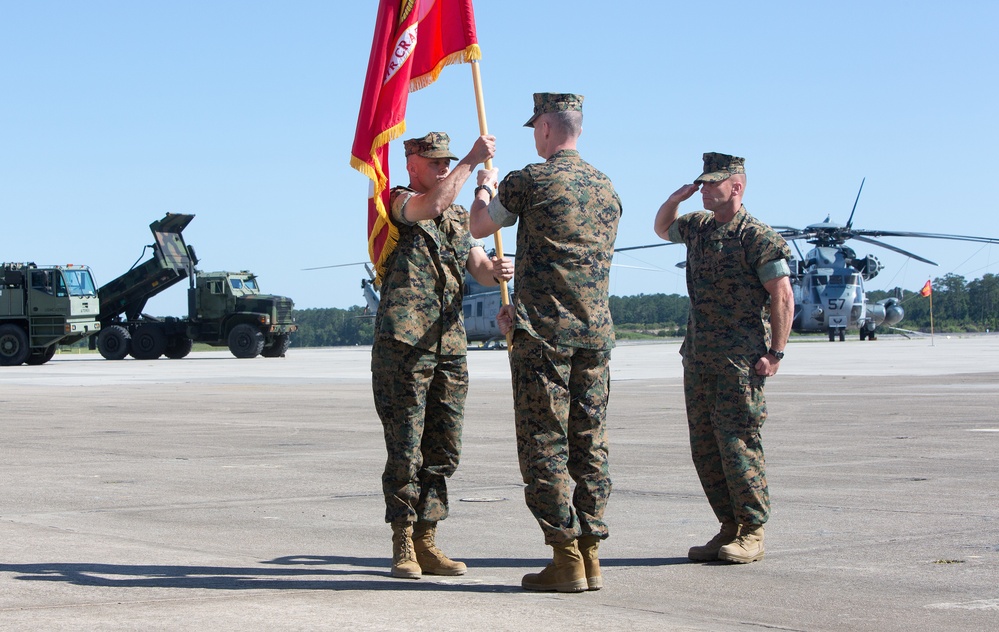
[2,214,296,365]
[92,213,297,360]
[0,262,102,365]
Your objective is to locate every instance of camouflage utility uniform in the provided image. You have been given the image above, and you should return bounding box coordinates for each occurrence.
[372,185,483,525]
[489,149,622,545]
[668,206,791,526]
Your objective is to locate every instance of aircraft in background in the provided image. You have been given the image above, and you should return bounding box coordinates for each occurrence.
[774,180,999,340]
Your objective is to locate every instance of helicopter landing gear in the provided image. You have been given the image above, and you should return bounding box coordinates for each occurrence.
[860,328,878,341]
[828,327,846,342]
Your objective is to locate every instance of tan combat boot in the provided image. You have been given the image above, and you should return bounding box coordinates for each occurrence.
[688,521,739,561]
[521,540,587,593]
[718,524,765,563]
[390,522,422,579]
[412,521,467,576]
[577,534,603,591]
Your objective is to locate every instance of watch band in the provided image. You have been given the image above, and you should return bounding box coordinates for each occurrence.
[768,348,785,361]
[474,184,495,200]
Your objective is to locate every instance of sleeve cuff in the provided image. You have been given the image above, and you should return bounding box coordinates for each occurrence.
[757,258,791,284]
[487,196,518,228]
[667,221,683,243]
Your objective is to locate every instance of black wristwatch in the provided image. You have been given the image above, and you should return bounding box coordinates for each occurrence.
[768,348,785,361]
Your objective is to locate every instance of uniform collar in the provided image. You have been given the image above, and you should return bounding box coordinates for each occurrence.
[547,149,579,161]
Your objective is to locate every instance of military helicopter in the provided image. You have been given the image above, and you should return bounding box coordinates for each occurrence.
[774,179,999,340]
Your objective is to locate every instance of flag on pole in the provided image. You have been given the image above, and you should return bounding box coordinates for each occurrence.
[350,0,481,281]
[920,279,932,297]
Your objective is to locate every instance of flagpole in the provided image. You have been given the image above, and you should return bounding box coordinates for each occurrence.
[469,59,513,349]
[929,283,935,347]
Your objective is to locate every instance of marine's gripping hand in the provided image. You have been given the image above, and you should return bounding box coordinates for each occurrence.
[490,256,514,285]
[496,304,515,336]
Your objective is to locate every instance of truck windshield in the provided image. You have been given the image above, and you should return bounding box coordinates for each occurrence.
[62,269,97,297]
[230,277,259,293]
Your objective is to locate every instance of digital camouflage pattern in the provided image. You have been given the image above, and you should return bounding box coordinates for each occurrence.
[498,146,620,545]
[498,149,622,350]
[523,92,584,127]
[374,187,476,355]
[510,332,612,544]
[372,337,467,524]
[668,205,792,374]
[684,370,769,525]
[372,185,480,524]
[694,152,746,183]
[403,131,459,159]
[670,202,789,528]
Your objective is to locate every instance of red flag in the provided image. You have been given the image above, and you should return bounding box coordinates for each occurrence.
[920,280,932,297]
[350,0,480,280]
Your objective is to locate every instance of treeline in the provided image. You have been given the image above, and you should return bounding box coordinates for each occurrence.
[292,305,374,347]
[288,273,999,348]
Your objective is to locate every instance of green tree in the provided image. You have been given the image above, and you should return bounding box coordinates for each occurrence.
[292,307,373,347]
[968,273,999,332]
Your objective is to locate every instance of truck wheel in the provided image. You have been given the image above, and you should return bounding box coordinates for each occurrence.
[164,336,193,359]
[98,325,131,360]
[261,334,290,358]
[25,345,57,365]
[130,325,167,360]
[0,324,31,366]
[228,323,264,358]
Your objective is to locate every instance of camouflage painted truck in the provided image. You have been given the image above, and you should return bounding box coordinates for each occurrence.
[92,213,297,360]
[0,262,101,366]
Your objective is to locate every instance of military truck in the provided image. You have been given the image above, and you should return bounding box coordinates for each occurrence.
[93,213,297,360]
[0,262,101,366]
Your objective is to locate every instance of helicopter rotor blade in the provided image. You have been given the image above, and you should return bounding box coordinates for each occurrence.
[610,263,667,271]
[851,230,999,245]
[613,242,678,253]
[302,261,369,271]
[775,228,816,242]
[849,235,938,265]
[845,177,866,229]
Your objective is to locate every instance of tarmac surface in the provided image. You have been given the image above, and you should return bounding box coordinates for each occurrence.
[2,335,997,631]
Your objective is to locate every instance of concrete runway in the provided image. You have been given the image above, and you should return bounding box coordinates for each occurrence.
[2,335,997,631]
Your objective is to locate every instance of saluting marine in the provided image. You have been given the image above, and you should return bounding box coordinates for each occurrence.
[653,152,794,564]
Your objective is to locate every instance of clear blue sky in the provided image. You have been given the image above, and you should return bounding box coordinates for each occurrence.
[3,1,997,314]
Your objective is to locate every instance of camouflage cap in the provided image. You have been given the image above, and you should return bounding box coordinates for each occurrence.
[694,152,746,183]
[523,92,584,127]
[403,132,459,160]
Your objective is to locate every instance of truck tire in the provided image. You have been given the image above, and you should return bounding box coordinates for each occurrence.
[25,345,57,365]
[261,334,290,358]
[98,325,131,360]
[228,323,264,358]
[0,324,31,366]
[130,325,167,360]
[164,335,193,359]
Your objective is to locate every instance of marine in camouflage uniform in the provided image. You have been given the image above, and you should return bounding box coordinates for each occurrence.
[654,152,794,564]
[371,131,512,579]
[472,93,622,592]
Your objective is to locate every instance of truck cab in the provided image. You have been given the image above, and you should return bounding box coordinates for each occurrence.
[189,270,297,358]
[0,262,101,365]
